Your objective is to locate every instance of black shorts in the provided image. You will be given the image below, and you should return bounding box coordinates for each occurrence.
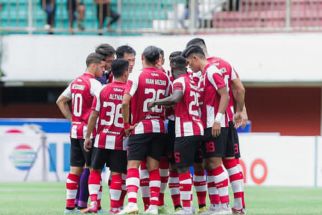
[174,135,203,169]
[228,122,241,158]
[164,120,176,163]
[91,147,127,174]
[202,127,230,158]
[127,133,166,162]
[70,138,92,167]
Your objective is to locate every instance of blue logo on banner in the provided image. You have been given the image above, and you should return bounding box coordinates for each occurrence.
[10,144,36,171]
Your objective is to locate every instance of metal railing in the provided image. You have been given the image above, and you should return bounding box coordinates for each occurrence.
[0,0,322,35]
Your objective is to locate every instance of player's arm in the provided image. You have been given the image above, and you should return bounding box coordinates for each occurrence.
[231,68,246,127]
[84,110,99,152]
[149,90,183,108]
[122,93,133,136]
[56,94,72,121]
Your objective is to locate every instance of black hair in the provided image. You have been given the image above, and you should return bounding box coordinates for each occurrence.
[142,46,160,65]
[186,38,206,48]
[95,44,115,57]
[170,56,187,70]
[169,51,182,60]
[158,48,164,57]
[111,59,129,78]
[182,45,205,59]
[86,53,105,67]
[116,45,136,58]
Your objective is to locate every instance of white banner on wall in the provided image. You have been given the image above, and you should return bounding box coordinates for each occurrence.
[2,34,322,83]
[0,126,321,186]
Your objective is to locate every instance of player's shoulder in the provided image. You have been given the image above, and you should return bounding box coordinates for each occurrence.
[206,63,222,75]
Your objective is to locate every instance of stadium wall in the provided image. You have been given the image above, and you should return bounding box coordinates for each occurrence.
[0,123,321,187]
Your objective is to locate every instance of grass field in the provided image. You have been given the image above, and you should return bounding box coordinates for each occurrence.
[0,183,322,215]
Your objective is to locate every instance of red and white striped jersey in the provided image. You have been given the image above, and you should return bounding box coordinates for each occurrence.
[62,73,102,139]
[92,81,126,150]
[173,74,204,137]
[163,69,175,121]
[200,63,229,128]
[207,57,239,123]
[125,67,171,135]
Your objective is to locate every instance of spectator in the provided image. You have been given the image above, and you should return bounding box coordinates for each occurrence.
[95,0,120,34]
[40,0,56,33]
[67,0,86,33]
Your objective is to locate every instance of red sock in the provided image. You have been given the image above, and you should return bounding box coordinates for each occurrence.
[66,173,80,209]
[159,157,169,206]
[126,168,140,204]
[169,170,181,208]
[213,165,229,204]
[88,170,101,204]
[179,172,192,208]
[149,169,161,206]
[193,171,207,207]
[110,174,123,209]
[223,158,245,209]
[140,161,150,210]
[206,170,220,205]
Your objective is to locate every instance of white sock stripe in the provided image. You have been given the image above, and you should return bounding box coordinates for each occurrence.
[88,184,101,195]
[140,170,149,178]
[231,180,244,193]
[208,187,219,195]
[128,192,137,199]
[98,190,102,199]
[110,189,122,200]
[150,180,161,188]
[207,175,215,183]
[169,177,179,183]
[181,191,192,200]
[66,189,77,199]
[66,179,77,183]
[194,186,207,192]
[140,187,150,197]
[150,197,158,201]
[126,177,140,187]
[160,169,169,177]
[193,175,206,182]
[227,166,240,176]
[218,187,229,196]
[214,171,228,183]
[170,188,180,195]
[180,178,192,184]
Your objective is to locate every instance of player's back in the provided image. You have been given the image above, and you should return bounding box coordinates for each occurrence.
[173,74,203,137]
[94,81,126,150]
[70,73,101,138]
[126,67,170,134]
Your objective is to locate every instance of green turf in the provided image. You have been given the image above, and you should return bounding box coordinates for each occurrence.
[0,183,322,214]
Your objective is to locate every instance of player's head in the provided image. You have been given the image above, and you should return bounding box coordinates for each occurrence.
[157,48,165,67]
[182,45,206,72]
[186,37,208,57]
[111,59,130,82]
[116,45,136,73]
[169,51,182,70]
[95,43,116,72]
[86,53,106,78]
[142,46,161,68]
[170,56,187,79]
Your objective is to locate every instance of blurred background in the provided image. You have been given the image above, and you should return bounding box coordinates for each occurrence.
[0,0,321,198]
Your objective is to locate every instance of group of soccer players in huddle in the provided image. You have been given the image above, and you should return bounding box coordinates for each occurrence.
[57,37,248,215]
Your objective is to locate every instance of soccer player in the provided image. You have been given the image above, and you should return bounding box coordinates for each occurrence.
[82,59,130,214]
[187,38,246,214]
[56,53,105,214]
[116,45,136,73]
[149,55,204,215]
[95,43,116,84]
[182,45,231,214]
[120,46,171,215]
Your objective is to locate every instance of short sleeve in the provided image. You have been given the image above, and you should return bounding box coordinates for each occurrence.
[207,65,226,90]
[173,77,185,93]
[231,67,239,80]
[124,73,139,96]
[90,79,102,97]
[61,84,72,98]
